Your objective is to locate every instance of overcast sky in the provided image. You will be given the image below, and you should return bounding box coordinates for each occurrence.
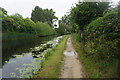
[0,0,119,19]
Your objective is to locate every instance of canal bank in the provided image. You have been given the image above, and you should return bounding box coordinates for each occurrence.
[2,35,66,78]
[33,35,68,78]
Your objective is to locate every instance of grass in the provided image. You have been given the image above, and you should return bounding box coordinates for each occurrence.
[33,35,68,78]
[71,34,119,78]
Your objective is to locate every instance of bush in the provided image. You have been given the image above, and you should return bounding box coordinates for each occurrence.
[35,22,56,36]
[70,3,120,78]
[85,11,119,40]
[2,13,57,40]
[23,18,35,34]
[2,15,36,34]
[55,23,70,35]
[83,11,120,59]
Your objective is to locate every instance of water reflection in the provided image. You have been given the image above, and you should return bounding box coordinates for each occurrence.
[2,36,63,78]
[2,36,54,65]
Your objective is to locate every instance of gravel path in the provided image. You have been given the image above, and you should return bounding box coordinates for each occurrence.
[60,36,87,78]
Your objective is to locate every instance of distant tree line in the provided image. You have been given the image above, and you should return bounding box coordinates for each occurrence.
[1,6,69,37]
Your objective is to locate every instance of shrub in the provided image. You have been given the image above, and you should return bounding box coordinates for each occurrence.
[83,11,119,62]
[35,22,56,36]
[85,11,119,40]
[2,15,36,33]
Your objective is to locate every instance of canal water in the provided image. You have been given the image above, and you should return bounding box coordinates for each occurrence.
[2,36,64,78]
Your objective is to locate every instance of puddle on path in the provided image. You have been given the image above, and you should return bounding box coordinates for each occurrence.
[64,51,75,57]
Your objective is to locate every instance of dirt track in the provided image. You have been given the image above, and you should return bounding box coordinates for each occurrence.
[60,36,87,78]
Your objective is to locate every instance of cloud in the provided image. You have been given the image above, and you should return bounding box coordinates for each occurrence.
[0,0,78,19]
[0,0,119,19]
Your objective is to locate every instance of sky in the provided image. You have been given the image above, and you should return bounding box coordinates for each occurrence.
[0,0,119,19]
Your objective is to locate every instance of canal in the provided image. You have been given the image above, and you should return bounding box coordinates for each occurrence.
[2,36,64,78]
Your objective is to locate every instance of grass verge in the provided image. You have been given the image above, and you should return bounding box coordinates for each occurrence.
[33,35,68,78]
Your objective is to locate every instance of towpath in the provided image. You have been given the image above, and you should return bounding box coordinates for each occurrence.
[60,36,87,78]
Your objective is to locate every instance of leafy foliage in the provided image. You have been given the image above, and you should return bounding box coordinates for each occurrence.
[55,23,70,35]
[70,2,109,31]
[31,6,58,27]
[59,14,71,26]
[70,23,79,33]
[85,11,120,40]
[35,22,56,36]
[70,2,120,78]
[2,7,57,37]
[0,7,7,15]
[83,11,120,59]
[2,15,35,33]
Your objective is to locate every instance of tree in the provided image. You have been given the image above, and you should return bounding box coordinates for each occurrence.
[70,2,109,38]
[2,16,16,32]
[2,14,35,33]
[71,23,79,33]
[14,13,23,18]
[44,9,58,26]
[0,7,7,15]
[31,6,44,23]
[23,18,35,33]
[31,6,57,27]
[117,1,120,17]
[60,14,71,26]
[55,23,70,35]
